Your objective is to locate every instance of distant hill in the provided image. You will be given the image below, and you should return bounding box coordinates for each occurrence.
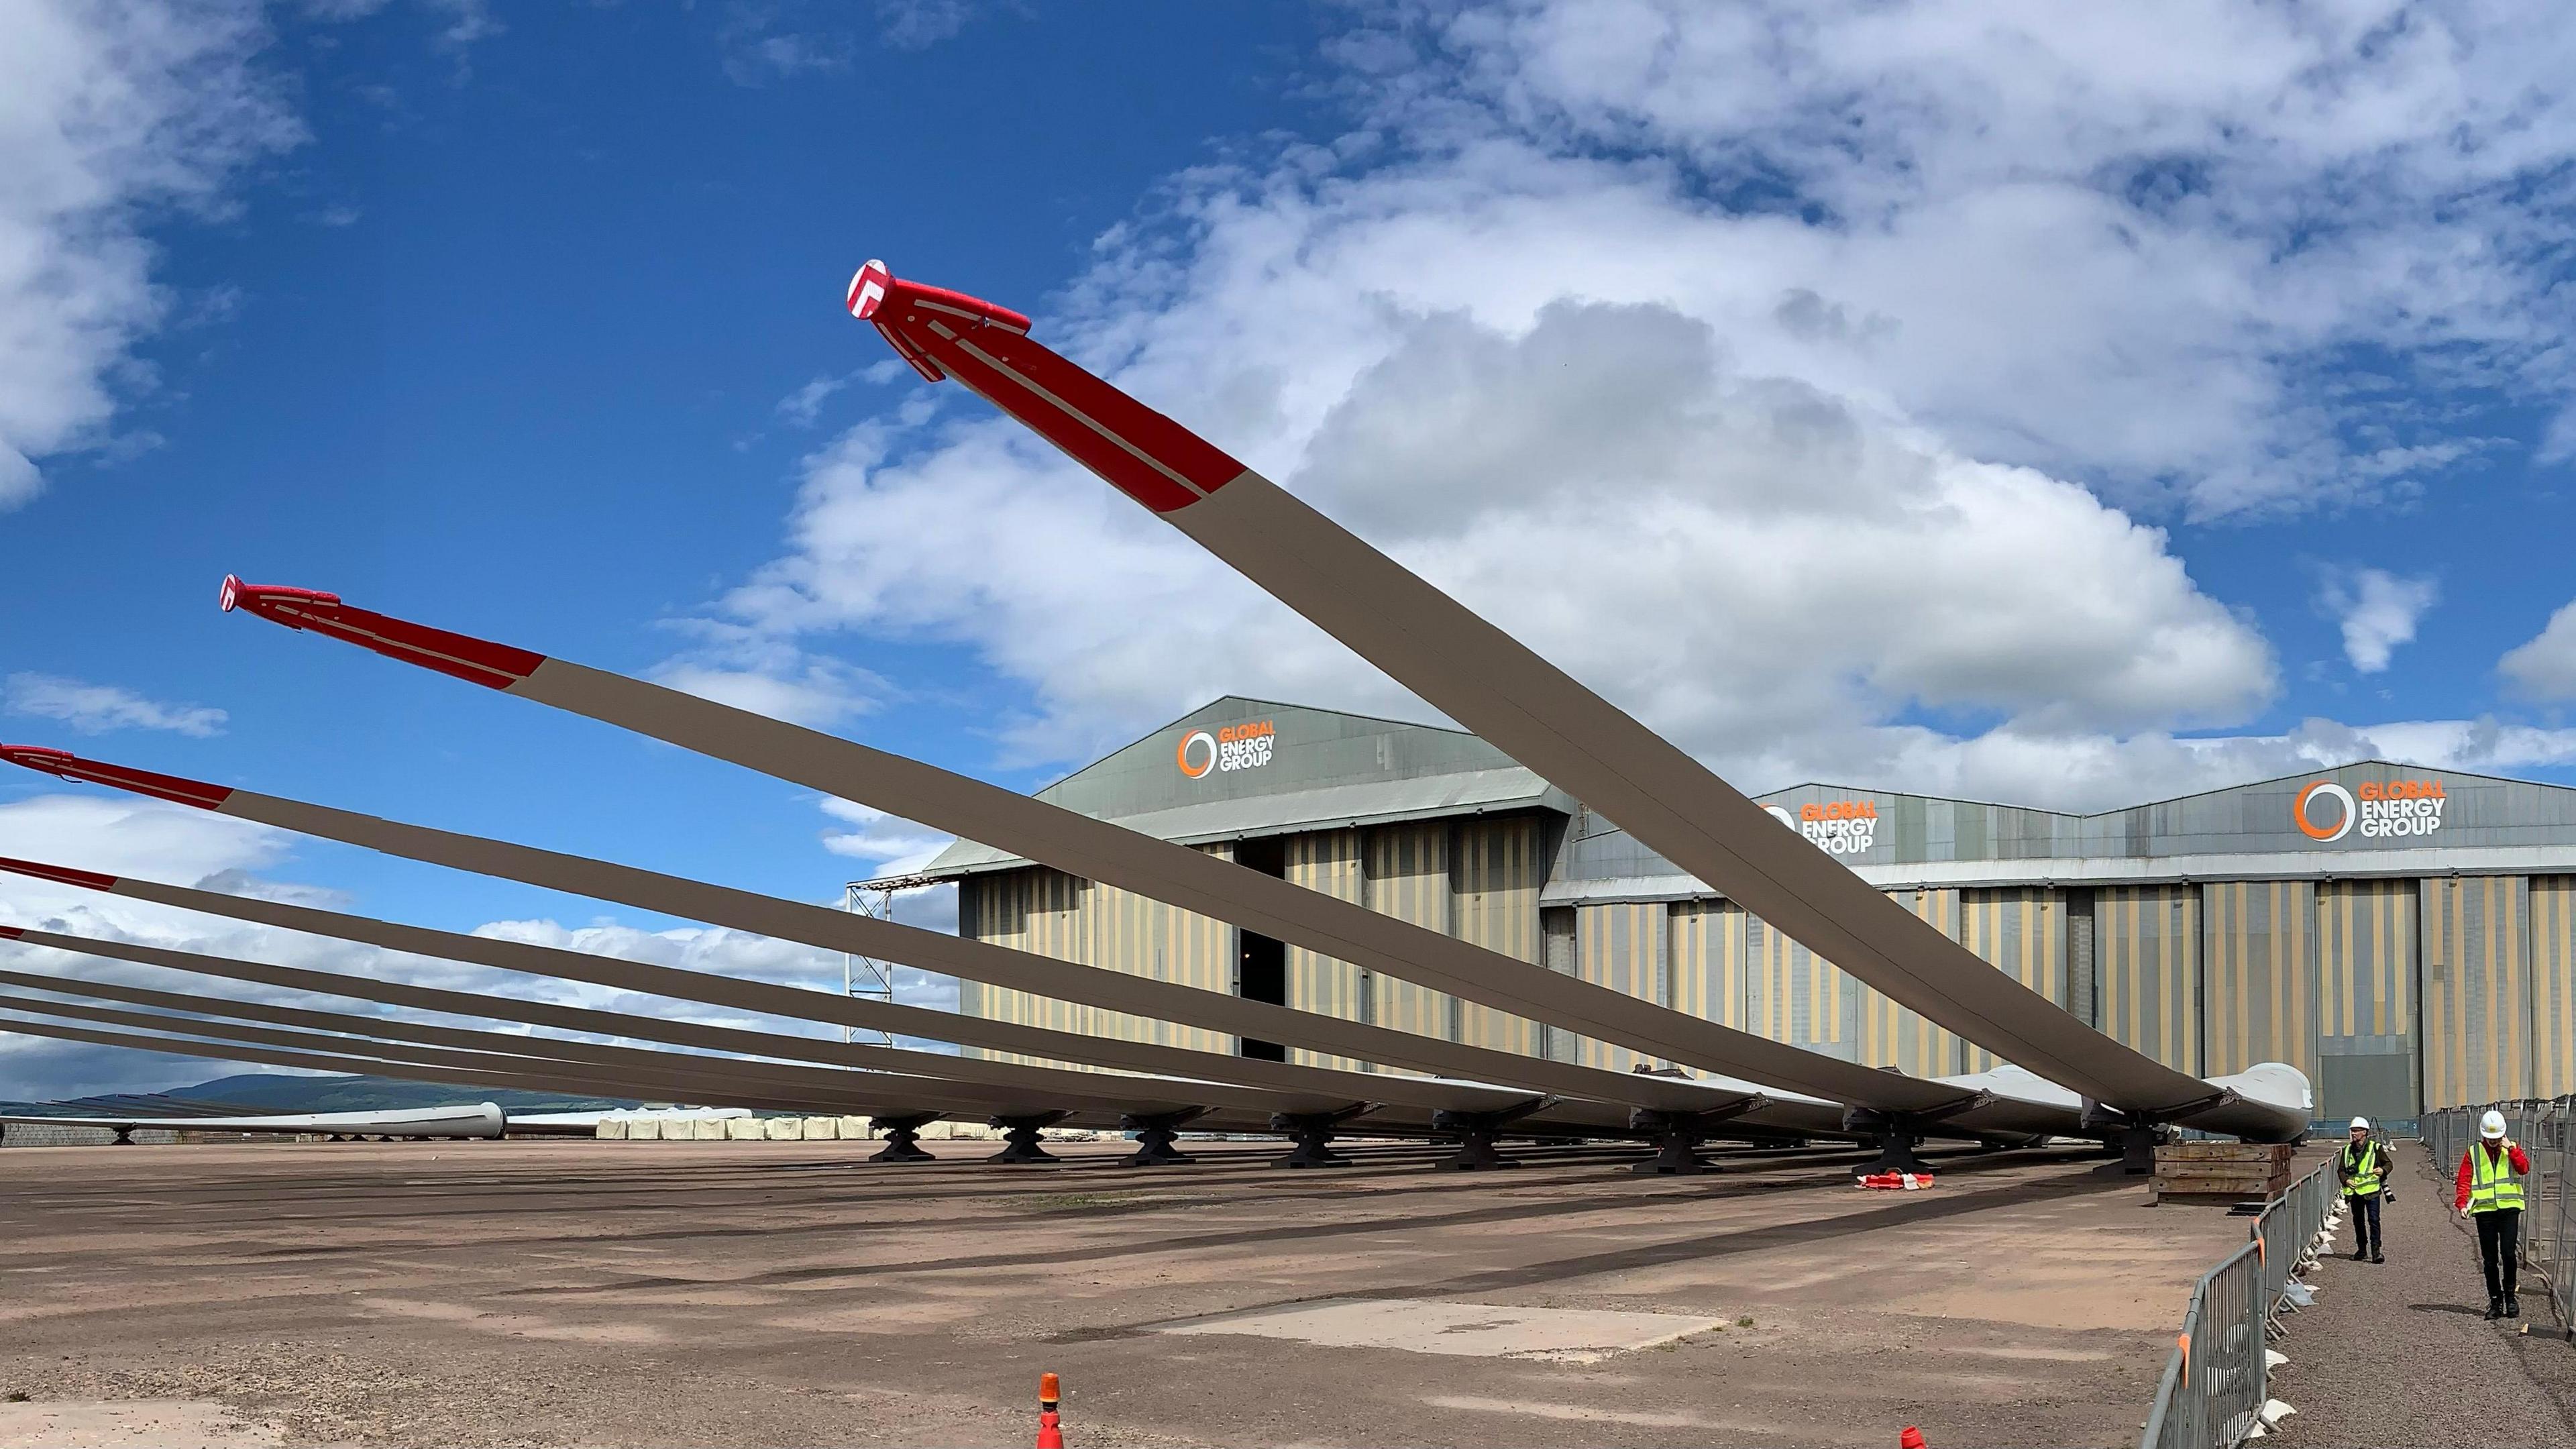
[156,1073,645,1114]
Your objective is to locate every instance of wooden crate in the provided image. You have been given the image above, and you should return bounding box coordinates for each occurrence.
[2149,1142,2295,1205]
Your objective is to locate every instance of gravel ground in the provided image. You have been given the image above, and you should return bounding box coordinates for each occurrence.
[0,1138,2239,1448]
[2271,1145,2576,1447]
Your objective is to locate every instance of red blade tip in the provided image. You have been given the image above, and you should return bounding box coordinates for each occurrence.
[847,260,893,320]
[0,748,232,810]
[219,576,343,621]
[0,744,77,775]
[0,858,120,891]
[0,927,21,941]
[842,260,1032,334]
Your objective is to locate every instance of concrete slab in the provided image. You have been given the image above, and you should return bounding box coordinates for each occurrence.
[761,1119,800,1142]
[1155,1297,1726,1363]
[836,1115,872,1140]
[798,1118,839,1141]
[625,1118,660,1141]
[688,1118,722,1140]
[592,1118,628,1140]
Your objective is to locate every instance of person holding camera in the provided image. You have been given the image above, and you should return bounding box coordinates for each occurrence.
[2338,1116,2392,1263]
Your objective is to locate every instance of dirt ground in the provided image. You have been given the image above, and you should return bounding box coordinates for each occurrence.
[0,1136,2257,1448]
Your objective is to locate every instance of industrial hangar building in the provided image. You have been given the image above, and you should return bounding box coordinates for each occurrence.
[919,697,2576,1133]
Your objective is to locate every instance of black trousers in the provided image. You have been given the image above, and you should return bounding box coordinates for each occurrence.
[2347,1191,2381,1254]
[2476,1207,2522,1299]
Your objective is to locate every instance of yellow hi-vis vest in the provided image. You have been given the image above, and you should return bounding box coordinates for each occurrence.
[2470,1142,2526,1214]
[2345,1140,2382,1196]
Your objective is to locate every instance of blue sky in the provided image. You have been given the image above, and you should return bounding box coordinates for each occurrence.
[7,1,2576,1096]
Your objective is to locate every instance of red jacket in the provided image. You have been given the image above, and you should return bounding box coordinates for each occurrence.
[2455,1140,2532,1212]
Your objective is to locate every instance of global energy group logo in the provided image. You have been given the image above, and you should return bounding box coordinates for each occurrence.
[2292,777,2447,842]
[1177,719,1275,780]
[1764,798,1878,856]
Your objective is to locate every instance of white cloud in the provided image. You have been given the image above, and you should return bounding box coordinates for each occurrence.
[2502,599,2576,702]
[816,798,953,876]
[2317,569,2439,675]
[774,372,853,426]
[3,673,228,737]
[0,794,290,895]
[1380,1,2576,516]
[0,1,301,509]
[427,0,499,52]
[725,32,851,85]
[648,620,888,728]
[2541,407,2576,466]
[672,3,2576,808]
[706,276,2279,790]
[875,0,973,51]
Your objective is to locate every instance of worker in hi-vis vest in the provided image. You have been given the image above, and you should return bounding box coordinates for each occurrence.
[2454,1109,2533,1320]
[2337,1116,2391,1263]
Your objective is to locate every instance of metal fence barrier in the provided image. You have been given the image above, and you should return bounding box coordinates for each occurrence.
[2420,1097,2575,1332]
[2137,1157,2337,1449]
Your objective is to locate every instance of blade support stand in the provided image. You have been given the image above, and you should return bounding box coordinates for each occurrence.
[1628,1095,1764,1175]
[989,1110,1075,1165]
[1429,1096,1556,1171]
[1117,1108,1210,1167]
[869,1112,941,1164]
[1843,1091,1988,1177]
[1269,1102,1375,1169]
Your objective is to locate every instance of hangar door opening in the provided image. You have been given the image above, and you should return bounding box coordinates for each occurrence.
[2315,879,2417,1128]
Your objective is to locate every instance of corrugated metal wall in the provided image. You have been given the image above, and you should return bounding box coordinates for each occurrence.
[2421,875,2532,1109]
[1746,915,1858,1061]
[2096,886,2200,1074]
[1541,906,1578,1062]
[1957,888,2063,1075]
[1858,890,1962,1077]
[946,813,2576,1118]
[957,858,1238,1067]
[1667,900,1746,1030]
[2536,879,2576,1099]
[1571,901,1666,1073]
[1366,822,1454,1044]
[2066,889,2097,1028]
[1283,828,1368,1071]
[1452,818,1548,1057]
[2202,879,2316,1079]
[2316,879,2416,1123]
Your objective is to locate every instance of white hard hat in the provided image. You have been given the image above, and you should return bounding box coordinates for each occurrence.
[2349,1116,2371,1130]
[2481,1110,2508,1138]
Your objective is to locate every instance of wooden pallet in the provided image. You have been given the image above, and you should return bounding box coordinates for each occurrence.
[2149,1142,2295,1205]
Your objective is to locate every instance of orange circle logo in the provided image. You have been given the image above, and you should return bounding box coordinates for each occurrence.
[2292,782,2355,843]
[1175,730,1216,779]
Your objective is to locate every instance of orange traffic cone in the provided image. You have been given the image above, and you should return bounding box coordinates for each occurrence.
[1899,1428,1927,1448]
[1036,1371,1064,1449]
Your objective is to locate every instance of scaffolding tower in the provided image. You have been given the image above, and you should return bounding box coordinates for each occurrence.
[841,873,938,1046]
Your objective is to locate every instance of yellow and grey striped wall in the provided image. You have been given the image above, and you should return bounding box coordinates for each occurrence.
[956,851,1240,1067]
[956,845,2576,1121]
